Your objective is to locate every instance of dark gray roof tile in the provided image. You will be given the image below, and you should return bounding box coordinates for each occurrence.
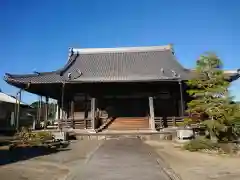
[4,45,240,85]
[5,72,64,84]
[63,46,191,82]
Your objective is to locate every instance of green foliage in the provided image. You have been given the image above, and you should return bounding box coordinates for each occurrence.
[15,127,53,146]
[185,53,240,141]
[30,101,40,108]
[48,103,57,119]
[183,137,219,152]
[31,101,57,119]
[231,117,240,137]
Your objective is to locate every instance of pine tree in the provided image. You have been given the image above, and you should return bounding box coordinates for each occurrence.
[185,53,240,141]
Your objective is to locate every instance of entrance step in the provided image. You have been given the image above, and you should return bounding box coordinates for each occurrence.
[107,117,149,130]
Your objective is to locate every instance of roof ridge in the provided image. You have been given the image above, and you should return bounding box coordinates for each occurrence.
[70,44,173,54]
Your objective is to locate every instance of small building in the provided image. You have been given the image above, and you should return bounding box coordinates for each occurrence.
[0,91,34,132]
[4,45,240,131]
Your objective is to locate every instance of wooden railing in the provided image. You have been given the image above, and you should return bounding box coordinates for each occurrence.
[154,116,185,129]
[74,118,92,129]
[58,119,72,128]
[154,117,163,130]
[58,118,92,129]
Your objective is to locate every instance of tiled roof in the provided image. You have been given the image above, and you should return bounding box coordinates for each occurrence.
[5,72,64,84]
[4,45,240,85]
[61,45,191,82]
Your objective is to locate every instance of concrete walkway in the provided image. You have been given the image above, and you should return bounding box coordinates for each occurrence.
[69,137,170,180]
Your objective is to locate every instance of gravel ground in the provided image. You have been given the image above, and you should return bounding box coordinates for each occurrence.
[145,140,240,180]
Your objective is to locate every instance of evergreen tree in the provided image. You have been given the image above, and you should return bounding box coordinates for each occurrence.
[31,101,57,120]
[185,53,240,141]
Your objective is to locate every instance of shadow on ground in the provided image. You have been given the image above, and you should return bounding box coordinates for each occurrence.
[0,144,71,166]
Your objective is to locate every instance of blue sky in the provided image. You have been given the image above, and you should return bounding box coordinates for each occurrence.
[0,0,239,103]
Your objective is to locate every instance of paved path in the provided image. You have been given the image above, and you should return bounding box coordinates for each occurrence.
[0,139,102,180]
[69,137,170,180]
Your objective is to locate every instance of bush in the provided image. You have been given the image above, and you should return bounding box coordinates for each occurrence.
[232,118,240,137]
[183,137,219,152]
[34,131,53,141]
[15,127,53,146]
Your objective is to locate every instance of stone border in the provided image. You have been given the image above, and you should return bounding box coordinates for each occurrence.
[156,156,183,180]
[145,141,183,180]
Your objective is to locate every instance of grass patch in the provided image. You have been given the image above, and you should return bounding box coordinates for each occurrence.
[183,137,219,152]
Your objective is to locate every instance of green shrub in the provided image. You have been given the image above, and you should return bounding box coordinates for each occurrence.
[183,137,219,152]
[34,131,53,141]
[15,127,53,146]
[232,118,240,137]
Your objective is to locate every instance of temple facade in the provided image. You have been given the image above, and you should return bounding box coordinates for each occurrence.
[4,45,240,131]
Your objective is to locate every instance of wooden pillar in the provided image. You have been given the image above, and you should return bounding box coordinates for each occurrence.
[71,100,75,128]
[40,96,42,120]
[56,100,60,130]
[66,101,70,118]
[14,92,18,129]
[61,83,66,126]
[179,80,185,117]
[173,117,176,127]
[84,94,88,129]
[91,98,96,129]
[44,96,49,129]
[32,116,36,130]
[35,96,41,127]
[149,96,155,130]
[14,94,18,128]
[57,101,60,119]
[16,89,22,131]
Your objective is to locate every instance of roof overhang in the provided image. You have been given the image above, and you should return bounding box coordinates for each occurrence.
[3,45,240,98]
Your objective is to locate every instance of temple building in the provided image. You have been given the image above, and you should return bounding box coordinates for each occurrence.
[4,45,240,132]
